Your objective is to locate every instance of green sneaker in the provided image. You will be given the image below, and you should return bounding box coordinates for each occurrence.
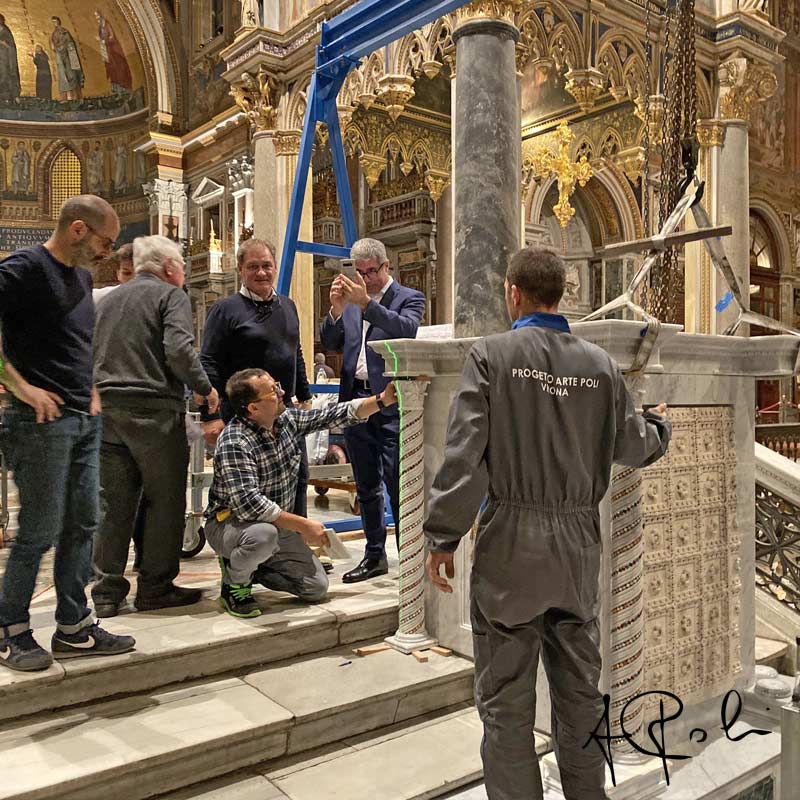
[219,581,261,618]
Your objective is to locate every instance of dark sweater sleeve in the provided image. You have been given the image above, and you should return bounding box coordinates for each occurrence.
[162,288,212,396]
[199,301,230,421]
[0,253,27,318]
[295,339,312,402]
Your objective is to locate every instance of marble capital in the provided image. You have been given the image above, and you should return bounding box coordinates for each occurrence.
[271,130,302,158]
[696,119,727,149]
[718,57,778,121]
[456,0,522,24]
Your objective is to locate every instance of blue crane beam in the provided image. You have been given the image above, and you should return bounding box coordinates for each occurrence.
[277,0,466,296]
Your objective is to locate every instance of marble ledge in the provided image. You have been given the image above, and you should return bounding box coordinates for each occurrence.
[370,322,800,380]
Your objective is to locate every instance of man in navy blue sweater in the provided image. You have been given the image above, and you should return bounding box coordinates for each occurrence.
[200,238,313,515]
[0,195,135,672]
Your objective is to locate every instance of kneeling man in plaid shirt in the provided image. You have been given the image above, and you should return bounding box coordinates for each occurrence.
[205,367,398,617]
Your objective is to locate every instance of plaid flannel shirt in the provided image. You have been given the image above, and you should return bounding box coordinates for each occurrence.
[205,400,363,523]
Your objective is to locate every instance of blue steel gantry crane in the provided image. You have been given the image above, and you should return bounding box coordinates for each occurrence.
[276,0,468,296]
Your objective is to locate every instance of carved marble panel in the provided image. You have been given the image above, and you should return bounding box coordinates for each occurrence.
[641,405,741,716]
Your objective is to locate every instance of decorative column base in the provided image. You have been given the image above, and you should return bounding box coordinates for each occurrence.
[385,631,438,655]
[542,751,666,800]
[384,379,437,656]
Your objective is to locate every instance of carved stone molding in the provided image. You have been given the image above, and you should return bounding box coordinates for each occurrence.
[455,0,522,26]
[229,65,283,131]
[696,119,727,149]
[718,58,778,121]
[424,168,450,202]
[273,130,302,157]
[377,75,416,122]
[617,145,646,185]
[359,152,387,188]
[565,67,605,113]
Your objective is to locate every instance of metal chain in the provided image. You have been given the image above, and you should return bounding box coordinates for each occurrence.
[642,0,653,237]
[645,0,697,324]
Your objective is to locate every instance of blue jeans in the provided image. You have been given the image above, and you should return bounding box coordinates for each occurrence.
[0,405,100,636]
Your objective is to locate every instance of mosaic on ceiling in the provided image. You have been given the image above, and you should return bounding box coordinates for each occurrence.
[0,1,145,121]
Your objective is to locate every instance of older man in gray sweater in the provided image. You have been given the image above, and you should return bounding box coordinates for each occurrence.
[92,235,219,614]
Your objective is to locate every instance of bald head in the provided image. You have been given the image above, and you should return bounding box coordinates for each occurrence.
[48,194,121,268]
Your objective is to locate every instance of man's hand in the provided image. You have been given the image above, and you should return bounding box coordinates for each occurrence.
[194,388,220,415]
[381,382,397,407]
[649,403,668,416]
[90,387,102,416]
[17,382,64,424]
[338,271,370,310]
[298,518,328,548]
[202,418,224,446]
[329,279,345,319]
[426,551,455,594]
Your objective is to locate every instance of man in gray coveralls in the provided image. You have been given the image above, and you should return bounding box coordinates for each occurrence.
[424,247,671,800]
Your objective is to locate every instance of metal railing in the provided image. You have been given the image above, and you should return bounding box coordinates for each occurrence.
[756,423,800,461]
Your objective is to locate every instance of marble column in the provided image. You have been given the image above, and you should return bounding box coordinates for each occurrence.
[142,178,189,241]
[251,129,315,378]
[715,120,750,335]
[684,120,725,335]
[435,184,454,324]
[452,5,520,337]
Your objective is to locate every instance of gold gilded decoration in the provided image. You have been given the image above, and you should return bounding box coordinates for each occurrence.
[530,120,593,229]
[424,168,450,202]
[456,0,522,26]
[718,58,778,121]
[634,94,665,146]
[564,68,605,113]
[209,219,221,253]
[359,152,387,188]
[696,120,727,148]
[229,65,282,131]
[377,75,416,122]
[273,131,302,157]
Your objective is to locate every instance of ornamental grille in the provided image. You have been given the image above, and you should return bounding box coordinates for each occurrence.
[50,150,82,217]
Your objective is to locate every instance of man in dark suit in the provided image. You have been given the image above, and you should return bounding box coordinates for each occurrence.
[320,238,425,582]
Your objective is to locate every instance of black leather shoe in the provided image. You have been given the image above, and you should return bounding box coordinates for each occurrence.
[342,557,388,584]
[134,585,203,611]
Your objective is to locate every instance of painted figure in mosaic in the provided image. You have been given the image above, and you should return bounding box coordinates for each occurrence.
[114,143,128,192]
[425,247,672,800]
[241,0,261,27]
[0,14,20,102]
[50,16,84,101]
[33,44,53,100]
[11,142,30,194]
[87,141,105,194]
[95,11,132,93]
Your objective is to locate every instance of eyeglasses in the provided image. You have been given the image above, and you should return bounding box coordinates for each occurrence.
[255,382,282,401]
[85,223,117,251]
[356,265,384,279]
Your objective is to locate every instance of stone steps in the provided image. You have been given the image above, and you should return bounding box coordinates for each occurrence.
[755,635,791,673]
[157,706,552,800]
[0,572,400,724]
[0,642,475,800]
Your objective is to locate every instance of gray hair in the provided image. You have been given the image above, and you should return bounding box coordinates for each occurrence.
[237,237,276,266]
[133,235,183,276]
[350,237,388,266]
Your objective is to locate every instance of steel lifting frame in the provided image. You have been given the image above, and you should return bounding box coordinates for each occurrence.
[277,0,467,295]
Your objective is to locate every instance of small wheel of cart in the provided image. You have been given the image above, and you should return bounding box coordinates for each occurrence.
[182,516,207,558]
[314,485,329,495]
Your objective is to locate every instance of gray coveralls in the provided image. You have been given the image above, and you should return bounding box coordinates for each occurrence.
[425,319,671,800]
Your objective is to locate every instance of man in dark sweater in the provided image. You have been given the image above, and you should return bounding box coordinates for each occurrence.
[200,238,313,515]
[92,235,219,615]
[0,195,135,672]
